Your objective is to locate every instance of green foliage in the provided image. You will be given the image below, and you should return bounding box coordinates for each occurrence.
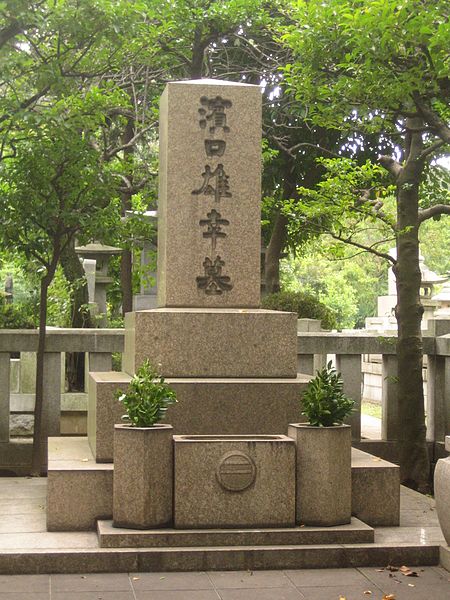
[420,218,450,276]
[117,360,177,427]
[281,239,389,329]
[301,361,355,427]
[0,300,38,329]
[283,0,449,130]
[261,290,337,330]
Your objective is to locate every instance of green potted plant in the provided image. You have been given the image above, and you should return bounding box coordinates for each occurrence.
[288,361,355,526]
[113,360,177,529]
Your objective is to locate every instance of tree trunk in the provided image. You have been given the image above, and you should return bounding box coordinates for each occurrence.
[190,27,205,79]
[30,271,54,476]
[264,155,298,294]
[264,212,289,294]
[394,122,429,491]
[120,118,134,316]
[60,240,90,391]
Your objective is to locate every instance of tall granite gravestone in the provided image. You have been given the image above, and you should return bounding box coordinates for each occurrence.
[47,81,401,535]
[120,79,307,435]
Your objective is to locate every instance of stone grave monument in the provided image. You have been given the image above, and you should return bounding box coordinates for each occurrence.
[47,81,400,558]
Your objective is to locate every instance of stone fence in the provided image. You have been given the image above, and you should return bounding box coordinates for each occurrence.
[298,330,449,443]
[1,322,449,472]
[0,328,124,440]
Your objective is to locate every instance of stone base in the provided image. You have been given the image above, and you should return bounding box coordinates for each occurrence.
[46,438,401,532]
[88,372,131,462]
[123,308,298,378]
[88,372,309,462]
[0,543,440,574]
[97,517,374,547]
[174,434,295,529]
[351,448,400,526]
[47,438,112,531]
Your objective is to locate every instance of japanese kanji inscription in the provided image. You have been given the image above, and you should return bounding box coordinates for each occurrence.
[194,95,234,295]
[156,80,261,308]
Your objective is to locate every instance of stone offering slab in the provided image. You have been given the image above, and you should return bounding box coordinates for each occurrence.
[173,434,295,529]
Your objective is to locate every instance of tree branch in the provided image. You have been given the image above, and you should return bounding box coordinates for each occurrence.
[0,20,23,49]
[329,232,396,264]
[104,124,154,160]
[379,155,402,179]
[413,92,450,144]
[417,139,448,162]
[418,204,450,224]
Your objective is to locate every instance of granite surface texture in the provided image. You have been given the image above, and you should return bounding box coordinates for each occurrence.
[174,435,296,529]
[113,425,173,529]
[157,80,262,309]
[87,372,131,462]
[123,308,298,378]
[288,424,352,527]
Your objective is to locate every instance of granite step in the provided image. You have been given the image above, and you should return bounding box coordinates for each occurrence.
[97,517,374,548]
[0,542,440,574]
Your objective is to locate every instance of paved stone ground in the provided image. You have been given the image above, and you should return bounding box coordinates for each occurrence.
[0,567,449,599]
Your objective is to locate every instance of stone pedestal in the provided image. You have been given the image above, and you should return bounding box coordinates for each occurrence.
[123,308,298,378]
[89,372,308,462]
[174,435,295,528]
[288,424,352,526]
[113,424,173,529]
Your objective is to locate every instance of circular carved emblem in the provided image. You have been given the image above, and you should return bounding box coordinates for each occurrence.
[216,451,256,492]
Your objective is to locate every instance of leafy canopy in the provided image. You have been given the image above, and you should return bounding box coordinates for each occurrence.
[282,0,449,130]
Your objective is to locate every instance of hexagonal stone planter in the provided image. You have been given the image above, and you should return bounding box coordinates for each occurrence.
[113,424,173,529]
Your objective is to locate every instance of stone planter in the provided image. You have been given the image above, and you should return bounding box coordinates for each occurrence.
[288,423,351,526]
[113,423,173,529]
[434,436,450,545]
[173,434,296,528]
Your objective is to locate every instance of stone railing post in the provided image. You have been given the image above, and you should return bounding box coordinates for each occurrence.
[297,319,325,376]
[381,354,398,440]
[0,353,10,442]
[297,353,315,376]
[87,351,112,373]
[427,318,450,442]
[42,353,62,437]
[427,354,450,442]
[335,354,362,441]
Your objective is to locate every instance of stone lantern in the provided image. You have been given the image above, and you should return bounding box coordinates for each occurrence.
[75,243,122,327]
[124,210,158,310]
[432,279,450,316]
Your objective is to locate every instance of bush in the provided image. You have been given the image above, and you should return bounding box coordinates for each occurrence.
[301,361,355,427]
[261,290,337,330]
[0,300,38,329]
[117,360,177,427]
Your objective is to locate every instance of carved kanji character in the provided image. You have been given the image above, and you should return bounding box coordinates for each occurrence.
[196,256,233,295]
[198,96,232,134]
[192,164,232,203]
[204,139,226,157]
[199,209,229,252]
